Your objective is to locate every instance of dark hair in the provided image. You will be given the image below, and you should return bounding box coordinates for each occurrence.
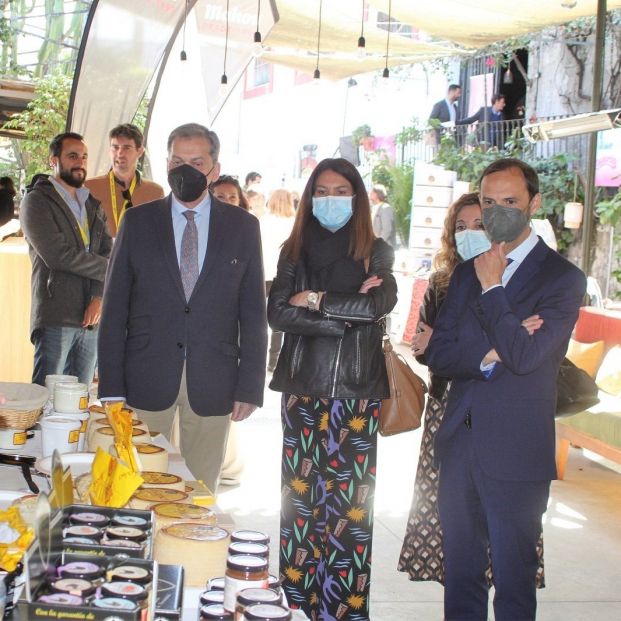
[479,158,539,200]
[433,192,481,292]
[245,171,261,186]
[49,132,84,157]
[448,84,461,92]
[211,175,250,210]
[491,93,505,105]
[0,176,16,196]
[282,158,374,263]
[167,123,220,161]
[109,123,144,148]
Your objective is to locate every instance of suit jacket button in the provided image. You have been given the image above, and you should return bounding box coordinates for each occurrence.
[184,306,190,313]
[177,342,183,349]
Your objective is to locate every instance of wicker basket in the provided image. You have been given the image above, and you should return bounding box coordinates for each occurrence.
[0,382,49,430]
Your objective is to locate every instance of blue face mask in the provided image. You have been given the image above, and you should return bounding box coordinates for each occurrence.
[312,196,353,232]
[455,229,491,260]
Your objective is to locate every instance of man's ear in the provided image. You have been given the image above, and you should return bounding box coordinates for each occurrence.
[49,155,58,172]
[529,193,542,217]
[209,162,221,183]
[136,146,145,159]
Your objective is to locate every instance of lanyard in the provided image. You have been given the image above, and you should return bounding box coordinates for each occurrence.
[76,214,90,250]
[109,170,137,228]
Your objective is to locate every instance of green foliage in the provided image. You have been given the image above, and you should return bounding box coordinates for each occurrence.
[372,158,413,246]
[351,124,372,145]
[432,132,580,253]
[596,189,621,227]
[395,118,424,146]
[3,73,72,180]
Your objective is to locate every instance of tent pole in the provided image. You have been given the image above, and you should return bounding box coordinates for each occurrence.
[581,0,606,274]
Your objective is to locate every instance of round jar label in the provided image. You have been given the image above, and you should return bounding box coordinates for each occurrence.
[103,581,146,598]
[93,597,138,610]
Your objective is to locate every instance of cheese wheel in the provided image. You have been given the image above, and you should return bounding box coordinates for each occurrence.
[154,524,230,587]
[129,487,188,510]
[135,444,169,472]
[151,502,216,533]
[87,418,148,451]
[140,472,185,492]
[89,425,150,454]
[74,473,92,504]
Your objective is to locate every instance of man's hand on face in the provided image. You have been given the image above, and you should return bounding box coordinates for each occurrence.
[474,242,508,291]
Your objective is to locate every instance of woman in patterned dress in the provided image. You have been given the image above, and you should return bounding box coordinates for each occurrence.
[397,192,546,588]
[268,158,397,621]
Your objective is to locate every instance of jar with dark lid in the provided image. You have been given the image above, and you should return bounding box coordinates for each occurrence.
[206,577,226,591]
[242,603,291,621]
[108,565,152,584]
[230,530,270,546]
[200,603,234,620]
[111,514,150,529]
[223,555,269,613]
[105,525,147,542]
[69,511,109,527]
[101,580,148,602]
[236,588,282,620]
[228,541,269,559]
[50,578,96,599]
[200,590,225,606]
[58,561,105,581]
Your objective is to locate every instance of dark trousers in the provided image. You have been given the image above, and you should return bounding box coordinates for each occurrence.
[437,423,549,621]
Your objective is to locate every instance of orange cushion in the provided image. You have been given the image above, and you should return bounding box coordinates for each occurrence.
[565,339,606,379]
[596,346,621,396]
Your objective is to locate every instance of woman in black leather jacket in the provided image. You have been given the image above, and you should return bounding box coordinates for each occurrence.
[268,158,397,621]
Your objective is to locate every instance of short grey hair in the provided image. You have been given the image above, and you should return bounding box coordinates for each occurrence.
[167,123,220,161]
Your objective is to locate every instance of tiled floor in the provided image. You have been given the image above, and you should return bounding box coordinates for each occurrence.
[217,366,621,620]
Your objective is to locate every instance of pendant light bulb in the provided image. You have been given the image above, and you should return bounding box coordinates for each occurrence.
[180,50,187,61]
[382,67,390,79]
[313,68,321,81]
[219,73,228,97]
[252,31,263,57]
[357,36,366,60]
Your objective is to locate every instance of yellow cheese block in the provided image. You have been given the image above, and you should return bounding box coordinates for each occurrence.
[135,444,169,472]
[151,501,216,533]
[154,523,230,587]
[140,472,185,492]
[129,487,189,510]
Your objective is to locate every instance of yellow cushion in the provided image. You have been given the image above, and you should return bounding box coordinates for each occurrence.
[596,346,621,396]
[565,339,605,378]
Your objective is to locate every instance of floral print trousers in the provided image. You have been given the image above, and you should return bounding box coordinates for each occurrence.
[279,394,380,621]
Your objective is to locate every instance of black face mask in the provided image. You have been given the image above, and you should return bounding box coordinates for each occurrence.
[167,163,209,202]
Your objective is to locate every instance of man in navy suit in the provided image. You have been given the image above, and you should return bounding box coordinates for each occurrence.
[457,93,506,148]
[98,123,267,491]
[426,158,586,620]
[429,84,462,144]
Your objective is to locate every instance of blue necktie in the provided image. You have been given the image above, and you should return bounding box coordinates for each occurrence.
[180,210,199,300]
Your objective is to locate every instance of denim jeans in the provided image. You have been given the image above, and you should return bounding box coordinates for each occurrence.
[32,326,99,388]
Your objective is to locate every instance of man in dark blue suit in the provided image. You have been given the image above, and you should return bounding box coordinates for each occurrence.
[426,159,586,620]
[457,93,506,148]
[98,123,267,491]
[429,84,462,144]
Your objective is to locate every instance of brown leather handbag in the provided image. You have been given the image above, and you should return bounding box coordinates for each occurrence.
[379,336,427,436]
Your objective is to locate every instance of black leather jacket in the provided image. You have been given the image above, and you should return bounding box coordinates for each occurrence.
[415,272,450,400]
[268,238,398,399]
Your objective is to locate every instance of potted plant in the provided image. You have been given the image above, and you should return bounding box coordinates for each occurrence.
[352,124,374,151]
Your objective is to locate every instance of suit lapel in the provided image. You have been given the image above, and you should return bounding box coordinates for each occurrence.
[191,197,226,299]
[504,238,549,300]
[154,196,187,302]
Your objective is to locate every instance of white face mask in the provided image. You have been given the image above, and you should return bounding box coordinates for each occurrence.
[455,229,491,261]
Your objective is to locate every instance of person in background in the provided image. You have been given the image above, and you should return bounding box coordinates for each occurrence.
[426,159,586,620]
[244,170,262,191]
[457,93,507,149]
[429,84,462,144]
[398,192,545,589]
[369,183,396,247]
[260,189,296,372]
[211,175,250,210]
[247,188,266,219]
[0,176,17,226]
[20,132,112,387]
[268,158,397,621]
[98,123,267,492]
[85,123,164,237]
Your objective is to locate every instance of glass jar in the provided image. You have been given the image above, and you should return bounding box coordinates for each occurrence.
[223,555,269,612]
[242,603,291,621]
[235,588,282,621]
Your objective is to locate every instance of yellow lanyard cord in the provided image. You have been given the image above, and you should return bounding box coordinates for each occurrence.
[109,170,137,228]
[76,208,90,249]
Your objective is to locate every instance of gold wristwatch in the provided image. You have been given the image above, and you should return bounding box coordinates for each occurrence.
[307,291,319,311]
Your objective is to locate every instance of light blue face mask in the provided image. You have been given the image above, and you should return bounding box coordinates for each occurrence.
[312,196,353,232]
[455,229,491,260]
